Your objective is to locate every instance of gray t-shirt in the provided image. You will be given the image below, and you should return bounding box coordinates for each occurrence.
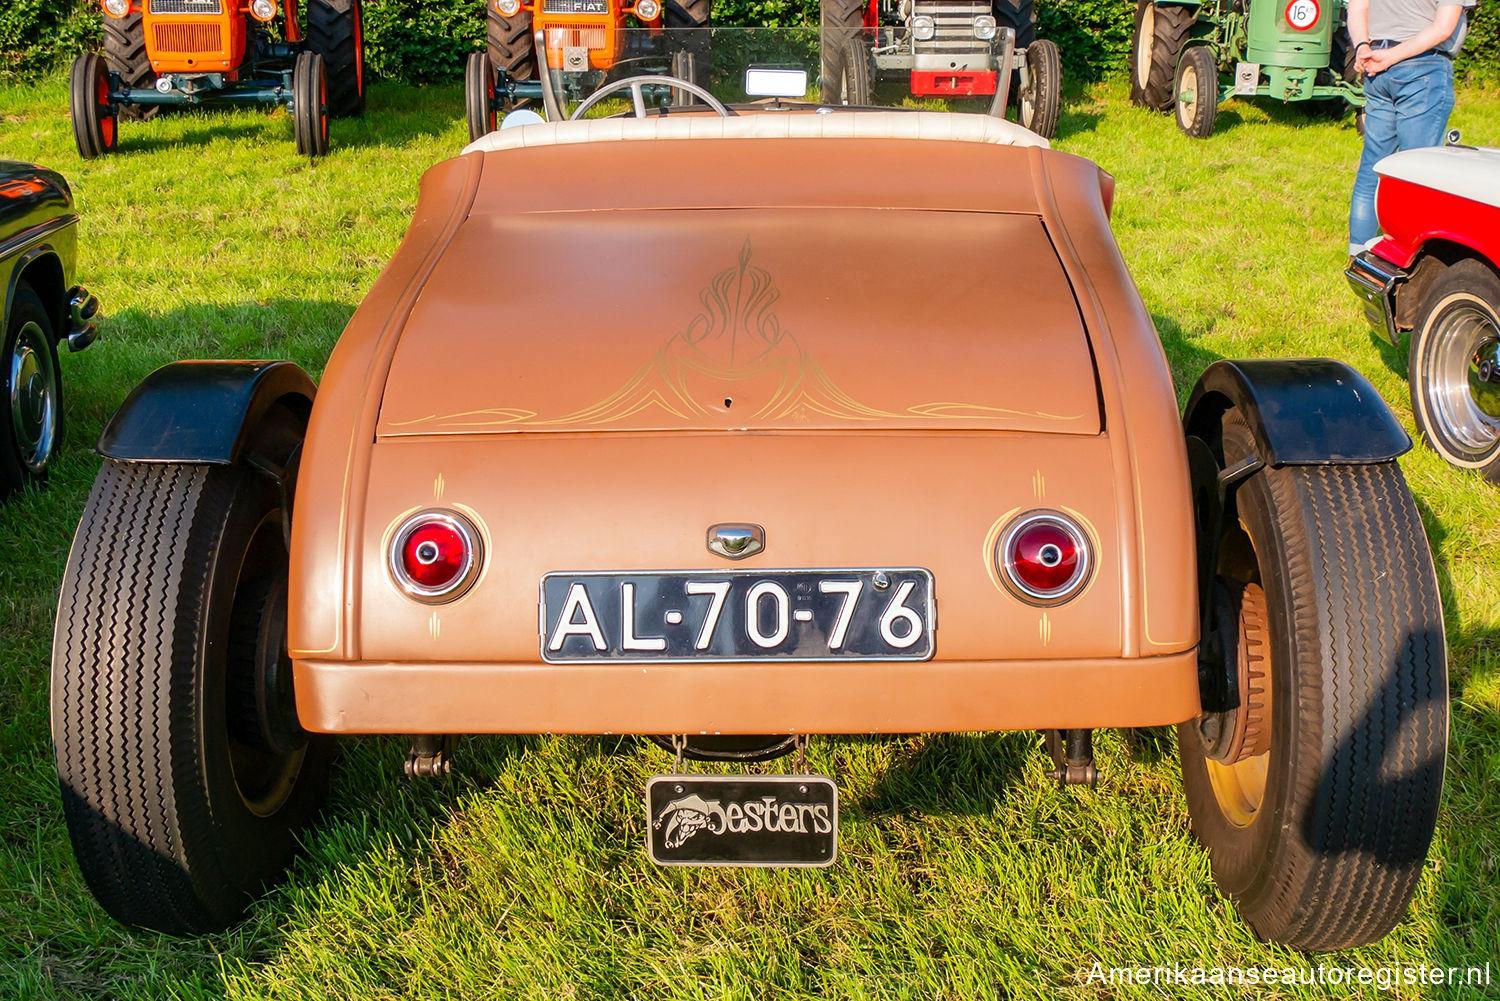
[1369,0,1466,45]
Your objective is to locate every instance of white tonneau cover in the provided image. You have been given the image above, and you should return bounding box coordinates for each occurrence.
[461,110,1050,155]
[1375,145,1500,211]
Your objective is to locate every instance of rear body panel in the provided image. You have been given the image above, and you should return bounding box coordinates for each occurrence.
[288,129,1200,734]
[1371,174,1500,271]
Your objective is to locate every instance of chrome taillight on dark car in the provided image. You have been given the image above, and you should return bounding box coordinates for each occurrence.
[389,510,483,602]
[997,510,1092,605]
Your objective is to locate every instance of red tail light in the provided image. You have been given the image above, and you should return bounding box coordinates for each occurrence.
[390,511,483,602]
[998,511,1091,604]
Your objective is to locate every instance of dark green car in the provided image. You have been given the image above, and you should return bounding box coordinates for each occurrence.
[0,160,98,497]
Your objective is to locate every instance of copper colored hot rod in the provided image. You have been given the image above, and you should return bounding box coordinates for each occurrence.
[52,102,1446,950]
[280,138,1200,734]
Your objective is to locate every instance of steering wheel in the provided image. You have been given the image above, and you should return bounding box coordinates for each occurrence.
[568,75,733,120]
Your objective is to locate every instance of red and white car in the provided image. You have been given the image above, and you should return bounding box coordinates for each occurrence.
[1347,141,1500,479]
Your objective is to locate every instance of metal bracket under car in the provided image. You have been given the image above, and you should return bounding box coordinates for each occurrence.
[406,734,457,778]
[1044,728,1098,787]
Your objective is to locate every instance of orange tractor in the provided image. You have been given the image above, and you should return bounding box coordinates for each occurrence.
[465,0,710,136]
[69,0,365,158]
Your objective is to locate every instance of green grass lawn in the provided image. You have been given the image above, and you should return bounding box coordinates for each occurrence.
[1,74,1499,999]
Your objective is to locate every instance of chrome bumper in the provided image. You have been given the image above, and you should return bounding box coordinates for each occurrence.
[1344,252,1405,346]
[66,285,99,352]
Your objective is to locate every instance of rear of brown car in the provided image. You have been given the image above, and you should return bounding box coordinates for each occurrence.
[288,131,1201,735]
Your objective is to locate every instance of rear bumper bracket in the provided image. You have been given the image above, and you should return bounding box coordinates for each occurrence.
[1345,250,1407,346]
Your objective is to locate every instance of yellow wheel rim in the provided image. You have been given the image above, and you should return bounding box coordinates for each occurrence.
[1205,577,1273,828]
[1207,752,1268,827]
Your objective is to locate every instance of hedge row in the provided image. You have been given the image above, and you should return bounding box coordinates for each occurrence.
[2,0,1494,87]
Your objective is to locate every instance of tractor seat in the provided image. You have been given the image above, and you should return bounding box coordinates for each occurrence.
[461,110,1050,156]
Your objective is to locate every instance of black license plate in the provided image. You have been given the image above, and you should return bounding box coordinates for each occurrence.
[540,569,934,663]
[647,774,838,867]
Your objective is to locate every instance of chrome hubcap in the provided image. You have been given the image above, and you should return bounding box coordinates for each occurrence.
[9,321,58,473]
[1432,303,1500,453]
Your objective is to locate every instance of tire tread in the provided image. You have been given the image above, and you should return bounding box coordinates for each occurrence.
[1232,448,1444,949]
[306,0,364,117]
[1130,0,1193,111]
[102,11,158,120]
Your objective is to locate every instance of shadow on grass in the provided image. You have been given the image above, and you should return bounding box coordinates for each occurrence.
[1150,310,1230,399]
[1367,321,1408,379]
[100,83,462,156]
[856,732,1034,816]
[118,118,287,154]
[1405,496,1500,984]
[1054,104,1101,140]
[1205,95,1361,137]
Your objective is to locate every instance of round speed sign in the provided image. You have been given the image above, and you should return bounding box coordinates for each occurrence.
[1285,0,1319,30]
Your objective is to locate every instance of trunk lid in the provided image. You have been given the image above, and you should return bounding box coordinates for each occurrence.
[375,206,1101,437]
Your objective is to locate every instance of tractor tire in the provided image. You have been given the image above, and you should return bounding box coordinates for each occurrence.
[466,51,498,140]
[293,50,329,157]
[0,282,63,496]
[306,0,365,118]
[819,0,866,103]
[69,53,118,159]
[1311,26,1359,121]
[821,35,871,106]
[664,0,711,90]
[487,6,537,110]
[1407,258,1500,480]
[102,10,157,121]
[1130,0,1193,111]
[822,0,870,103]
[1179,412,1445,951]
[1018,38,1061,138]
[993,0,1036,49]
[52,459,332,934]
[1174,44,1217,138]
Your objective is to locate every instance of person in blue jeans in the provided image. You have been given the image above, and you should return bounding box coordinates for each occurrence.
[1346,0,1468,255]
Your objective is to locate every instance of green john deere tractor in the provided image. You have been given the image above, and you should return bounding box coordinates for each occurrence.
[1129,0,1364,137]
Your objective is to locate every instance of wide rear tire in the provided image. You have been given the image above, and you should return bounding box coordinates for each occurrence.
[102,9,157,120]
[293,50,330,157]
[1017,38,1061,138]
[1130,0,1193,111]
[1,282,63,496]
[1407,258,1500,479]
[52,459,331,934]
[466,50,499,140]
[307,0,366,118]
[69,53,117,159]
[1180,413,1445,950]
